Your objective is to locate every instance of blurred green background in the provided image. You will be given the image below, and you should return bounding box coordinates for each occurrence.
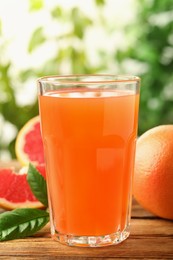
[0,0,173,160]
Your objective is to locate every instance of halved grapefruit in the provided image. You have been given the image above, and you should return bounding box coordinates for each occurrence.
[15,116,44,166]
[0,165,46,210]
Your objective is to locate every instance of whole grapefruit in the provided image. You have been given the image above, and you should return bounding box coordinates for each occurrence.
[133,125,173,220]
[15,116,44,166]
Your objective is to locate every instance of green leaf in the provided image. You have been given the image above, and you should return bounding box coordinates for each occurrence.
[27,163,48,207]
[28,27,46,53]
[71,7,92,39]
[0,208,49,241]
[95,0,105,6]
[51,6,62,19]
[29,0,44,11]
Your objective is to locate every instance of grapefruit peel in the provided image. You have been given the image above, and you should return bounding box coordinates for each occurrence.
[133,125,173,220]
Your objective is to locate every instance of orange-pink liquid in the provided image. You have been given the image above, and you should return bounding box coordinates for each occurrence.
[39,89,139,236]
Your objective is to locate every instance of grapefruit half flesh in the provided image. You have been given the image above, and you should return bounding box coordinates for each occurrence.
[0,165,46,210]
[15,116,44,166]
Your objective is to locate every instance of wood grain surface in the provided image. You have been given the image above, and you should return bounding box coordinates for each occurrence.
[0,161,173,259]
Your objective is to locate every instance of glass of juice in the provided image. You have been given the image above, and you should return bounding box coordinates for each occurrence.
[37,75,140,247]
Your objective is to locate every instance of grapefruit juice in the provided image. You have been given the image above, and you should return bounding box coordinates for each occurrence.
[39,89,139,237]
[38,75,140,247]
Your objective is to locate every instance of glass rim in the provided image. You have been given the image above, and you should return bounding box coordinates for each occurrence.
[37,74,140,85]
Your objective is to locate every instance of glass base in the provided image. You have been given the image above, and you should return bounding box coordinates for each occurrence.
[52,229,130,247]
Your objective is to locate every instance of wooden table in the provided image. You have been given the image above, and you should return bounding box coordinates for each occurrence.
[0,161,173,259]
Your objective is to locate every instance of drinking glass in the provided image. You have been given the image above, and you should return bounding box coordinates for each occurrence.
[37,75,140,247]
